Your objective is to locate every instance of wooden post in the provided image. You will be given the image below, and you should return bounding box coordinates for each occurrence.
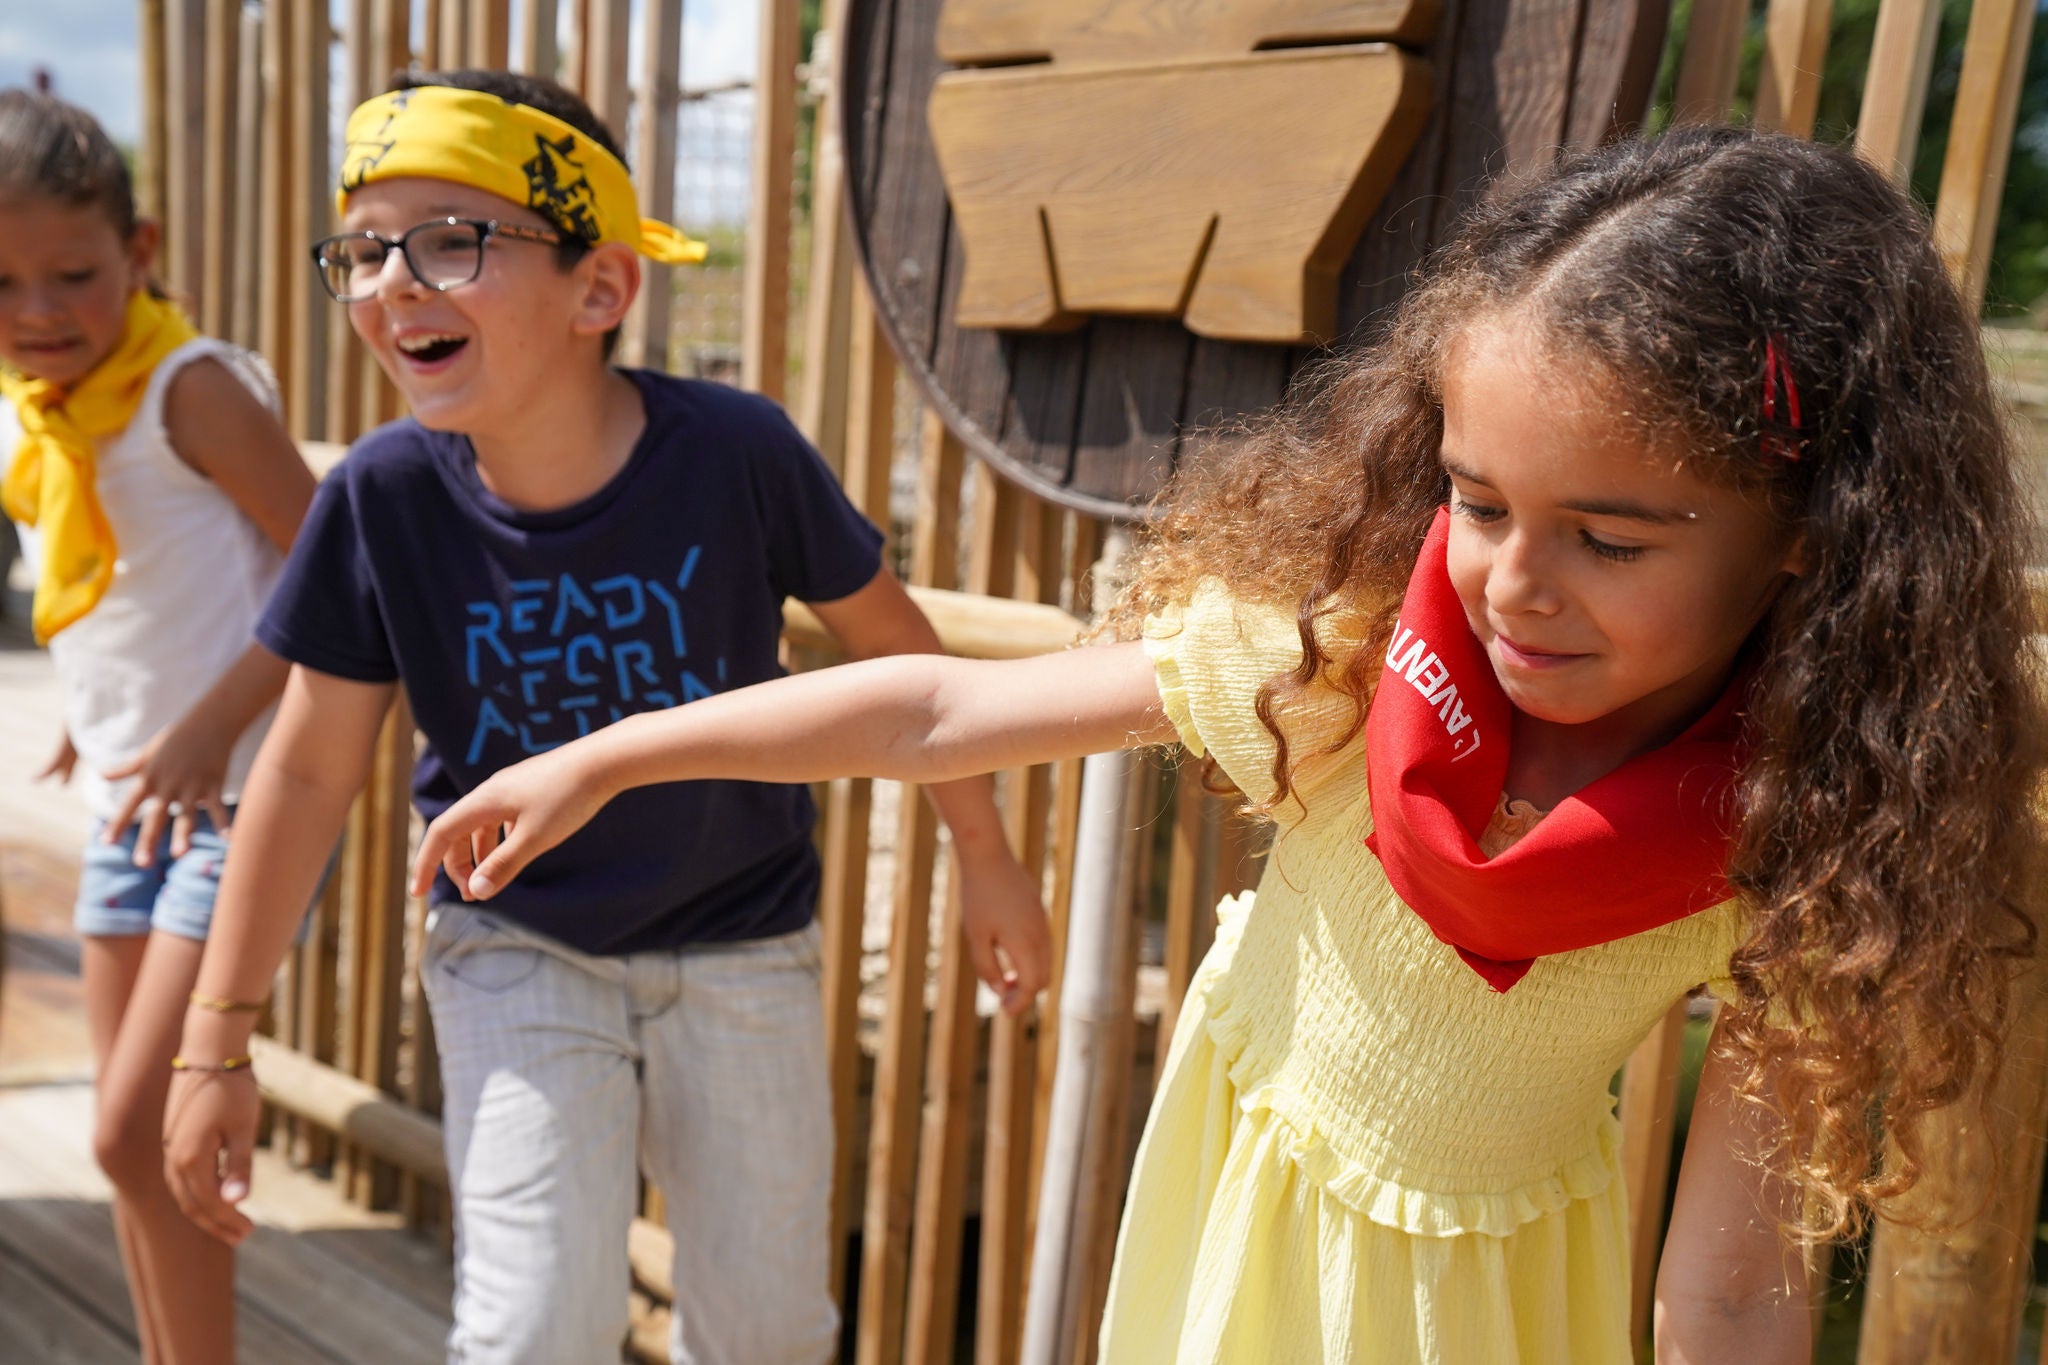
[231,5,265,350]
[742,0,801,399]
[624,0,683,369]
[1753,0,1833,136]
[1619,998,1690,1352]
[139,0,169,229]
[1928,0,2038,309]
[583,0,631,136]
[163,0,207,304]
[287,0,330,441]
[259,0,296,422]
[467,0,509,69]
[822,280,895,1311]
[200,0,240,336]
[1854,0,1943,183]
[520,0,560,78]
[1858,967,2048,1363]
[436,0,469,69]
[1671,0,1749,125]
[903,463,1020,1365]
[796,2,856,463]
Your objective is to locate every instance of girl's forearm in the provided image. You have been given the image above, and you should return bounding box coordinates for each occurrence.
[577,648,1157,803]
[179,759,356,1060]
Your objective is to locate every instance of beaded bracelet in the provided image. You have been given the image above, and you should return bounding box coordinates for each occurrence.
[188,991,265,1014]
[170,1055,254,1074]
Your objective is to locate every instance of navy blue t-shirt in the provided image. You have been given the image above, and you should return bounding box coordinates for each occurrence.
[257,370,884,955]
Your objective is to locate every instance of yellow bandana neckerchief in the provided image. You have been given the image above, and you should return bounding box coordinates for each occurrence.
[338,86,709,265]
[0,291,198,643]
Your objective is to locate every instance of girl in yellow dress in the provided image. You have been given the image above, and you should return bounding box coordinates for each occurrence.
[340,127,2036,1361]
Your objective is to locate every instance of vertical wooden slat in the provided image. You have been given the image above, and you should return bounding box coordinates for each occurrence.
[797,0,857,464]
[258,0,296,421]
[1928,0,2038,310]
[1854,0,1943,183]
[904,463,1019,1365]
[1671,0,1750,125]
[1753,0,1833,136]
[420,0,444,68]
[468,0,509,69]
[857,410,963,1365]
[199,0,239,336]
[230,5,265,350]
[437,0,469,68]
[520,0,561,77]
[976,492,1064,1365]
[822,281,895,1310]
[559,0,590,94]
[287,0,330,441]
[139,0,169,230]
[742,0,801,399]
[1858,967,2048,1363]
[624,0,683,370]
[1619,998,1690,1352]
[360,0,412,435]
[584,0,631,135]
[1154,769,1216,1070]
[163,0,207,303]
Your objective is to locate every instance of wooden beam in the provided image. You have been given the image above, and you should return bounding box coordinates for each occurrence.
[625,0,683,369]
[1753,0,1833,136]
[742,0,802,398]
[468,0,509,69]
[163,0,207,303]
[200,0,241,336]
[521,0,560,78]
[139,0,169,228]
[1929,0,2037,310]
[1671,0,1749,125]
[231,4,265,350]
[584,0,631,136]
[287,0,331,440]
[1854,0,1942,183]
[797,2,856,464]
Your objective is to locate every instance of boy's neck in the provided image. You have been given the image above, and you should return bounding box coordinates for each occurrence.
[464,366,647,512]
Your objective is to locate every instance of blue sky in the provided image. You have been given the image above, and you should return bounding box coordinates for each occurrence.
[3,0,758,148]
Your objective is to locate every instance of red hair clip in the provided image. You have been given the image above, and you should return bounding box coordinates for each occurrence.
[1760,333,1802,462]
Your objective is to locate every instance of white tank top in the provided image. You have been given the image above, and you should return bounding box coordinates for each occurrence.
[5,338,288,820]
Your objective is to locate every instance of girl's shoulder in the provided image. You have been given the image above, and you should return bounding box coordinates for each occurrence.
[153,338,282,427]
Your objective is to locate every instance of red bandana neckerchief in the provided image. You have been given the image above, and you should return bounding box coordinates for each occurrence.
[1362,510,1748,992]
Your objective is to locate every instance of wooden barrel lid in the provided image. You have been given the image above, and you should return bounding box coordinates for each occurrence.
[843,0,1669,520]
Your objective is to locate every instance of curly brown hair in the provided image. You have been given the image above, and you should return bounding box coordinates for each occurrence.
[1118,125,2043,1240]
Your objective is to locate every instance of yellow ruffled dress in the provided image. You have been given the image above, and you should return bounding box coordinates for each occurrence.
[1098,586,1749,1365]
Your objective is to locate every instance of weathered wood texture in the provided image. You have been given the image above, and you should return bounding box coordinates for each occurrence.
[846,0,1672,517]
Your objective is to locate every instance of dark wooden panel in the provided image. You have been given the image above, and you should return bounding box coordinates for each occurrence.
[844,0,1668,520]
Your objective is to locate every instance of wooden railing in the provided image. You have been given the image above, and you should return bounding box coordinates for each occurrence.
[139,0,2043,1360]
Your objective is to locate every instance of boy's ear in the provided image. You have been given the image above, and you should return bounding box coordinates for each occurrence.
[572,242,640,341]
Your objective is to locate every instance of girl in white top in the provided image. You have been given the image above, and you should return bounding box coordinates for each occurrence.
[0,88,314,1363]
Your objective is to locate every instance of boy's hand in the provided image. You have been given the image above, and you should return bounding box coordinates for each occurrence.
[161,1067,260,1246]
[101,711,237,865]
[36,730,76,784]
[955,848,1052,1016]
[411,747,613,901]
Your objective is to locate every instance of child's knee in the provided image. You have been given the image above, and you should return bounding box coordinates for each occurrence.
[91,1100,163,1194]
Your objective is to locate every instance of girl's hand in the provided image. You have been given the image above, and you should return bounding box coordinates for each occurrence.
[36,730,76,784]
[956,848,1053,1016]
[410,747,614,901]
[101,711,237,865]
[161,1066,260,1246]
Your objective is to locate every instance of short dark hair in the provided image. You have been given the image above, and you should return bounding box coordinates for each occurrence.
[390,69,628,360]
[0,88,138,237]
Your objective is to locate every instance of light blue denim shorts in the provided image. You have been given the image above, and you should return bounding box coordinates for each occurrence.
[74,808,234,942]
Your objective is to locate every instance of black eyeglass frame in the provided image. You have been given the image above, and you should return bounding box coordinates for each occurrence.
[309,217,568,302]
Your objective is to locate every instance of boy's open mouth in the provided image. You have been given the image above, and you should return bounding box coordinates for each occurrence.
[397,333,469,365]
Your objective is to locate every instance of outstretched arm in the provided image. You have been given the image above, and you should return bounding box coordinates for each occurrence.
[410,639,1171,903]
[1654,1009,1815,1364]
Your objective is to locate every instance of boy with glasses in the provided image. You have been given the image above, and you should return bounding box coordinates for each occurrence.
[161,70,1051,1365]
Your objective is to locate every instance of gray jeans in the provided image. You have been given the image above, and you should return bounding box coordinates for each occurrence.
[422,904,837,1364]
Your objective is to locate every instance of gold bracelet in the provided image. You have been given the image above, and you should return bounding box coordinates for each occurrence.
[188,991,265,1014]
[170,1055,254,1074]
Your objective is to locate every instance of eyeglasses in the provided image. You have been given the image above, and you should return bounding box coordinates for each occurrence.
[309,217,565,303]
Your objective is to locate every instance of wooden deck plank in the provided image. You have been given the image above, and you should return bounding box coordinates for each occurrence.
[0,1238,133,1365]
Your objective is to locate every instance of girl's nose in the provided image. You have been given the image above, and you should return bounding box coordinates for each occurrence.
[16,280,64,326]
[1485,530,1560,617]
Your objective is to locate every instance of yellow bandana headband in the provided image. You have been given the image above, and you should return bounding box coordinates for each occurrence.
[337,86,707,266]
